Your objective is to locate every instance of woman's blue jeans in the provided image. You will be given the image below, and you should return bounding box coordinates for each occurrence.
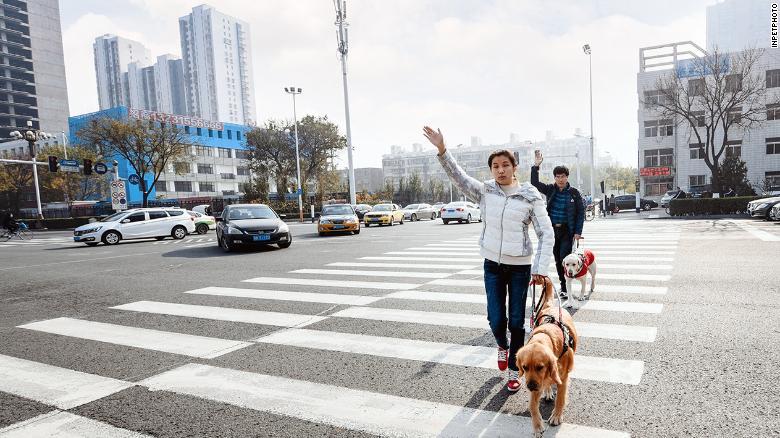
[483,259,530,371]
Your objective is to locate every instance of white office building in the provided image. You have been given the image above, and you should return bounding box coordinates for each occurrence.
[93,34,152,110]
[707,0,773,53]
[179,4,256,125]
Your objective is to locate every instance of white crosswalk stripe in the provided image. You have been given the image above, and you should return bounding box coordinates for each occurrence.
[452,270,671,282]
[242,276,421,290]
[290,268,452,279]
[184,286,383,305]
[0,411,149,437]
[140,363,629,437]
[327,261,478,269]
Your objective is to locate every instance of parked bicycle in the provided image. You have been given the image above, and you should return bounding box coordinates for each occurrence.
[1,221,33,241]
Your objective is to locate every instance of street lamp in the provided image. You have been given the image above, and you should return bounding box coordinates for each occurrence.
[284,86,304,222]
[334,0,356,205]
[10,121,53,225]
[583,43,595,199]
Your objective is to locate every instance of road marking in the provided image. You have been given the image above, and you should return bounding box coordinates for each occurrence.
[255,328,645,385]
[140,363,629,438]
[595,256,674,262]
[327,262,478,270]
[18,317,251,359]
[428,279,669,295]
[385,291,663,314]
[184,287,382,306]
[331,307,657,342]
[361,256,484,263]
[452,270,670,282]
[291,268,451,279]
[730,220,780,241]
[385,251,479,256]
[0,354,132,410]
[112,301,327,327]
[0,411,149,437]
[242,276,420,290]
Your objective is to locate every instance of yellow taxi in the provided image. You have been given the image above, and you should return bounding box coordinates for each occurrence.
[317,204,360,236]
[363,203,405,227]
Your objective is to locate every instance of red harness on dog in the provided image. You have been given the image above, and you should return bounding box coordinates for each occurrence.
[570,249,595,278]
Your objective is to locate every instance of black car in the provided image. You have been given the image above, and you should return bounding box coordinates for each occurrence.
[352,204,372,219]
[611,195,658,212]
[750,197,780,219]
[216,204,292,252]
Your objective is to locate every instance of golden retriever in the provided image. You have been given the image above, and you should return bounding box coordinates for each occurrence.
[515,277,579,437]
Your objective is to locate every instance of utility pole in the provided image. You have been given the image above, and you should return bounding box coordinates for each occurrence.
[284,87,304,222]
[335,0,356,205]
[583,43,595,199]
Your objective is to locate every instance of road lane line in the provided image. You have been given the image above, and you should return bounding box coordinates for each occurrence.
[290,268,451,279]
[140,363,629,438]
[17,317,251,359]
[184,287,382,306]
[242,277,420,290]
[0,411,149,437]
[255,328,645,385]
[327,262,478,270]
[361,256,484,263]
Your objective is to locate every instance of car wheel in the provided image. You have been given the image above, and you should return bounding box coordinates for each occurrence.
[278,234,292,248]
[467,214,472,223]
[642,203,652,211]
[364,223,370,227]
[102,231,121,245]
[353,228,360,235]
[400,216,404,224]
[220,236,232,252]
[478,216,482,223]
[196,223,209,234]
[155,236,166,241]
[388,219,394,226]
[431,213,436,220]
[443,219,449,224]
[85,242,98,247]
[171,226,187,240]
[411,214,417,221]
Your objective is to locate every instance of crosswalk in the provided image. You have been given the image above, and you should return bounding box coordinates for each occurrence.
[0,220,683,437]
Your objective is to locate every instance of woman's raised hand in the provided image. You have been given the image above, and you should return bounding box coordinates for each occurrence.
[423,126,446,155]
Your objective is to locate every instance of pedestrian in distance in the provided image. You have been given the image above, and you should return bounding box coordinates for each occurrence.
[530,150,585,300]
[423,126,554,393]
[608,194,616,215]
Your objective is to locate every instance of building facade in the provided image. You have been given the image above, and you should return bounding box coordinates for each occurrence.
[68,106,253,203]
[154,54,187,115]
[179,4,256,126]
[93,34,151,111]
[637,41,780,198]
[0,0,69,138]
[338,167,384,193]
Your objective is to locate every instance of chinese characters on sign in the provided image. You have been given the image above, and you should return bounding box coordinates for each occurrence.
[640,167,672,177]
[128,108,224,131]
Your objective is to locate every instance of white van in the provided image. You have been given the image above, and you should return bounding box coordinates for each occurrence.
[74,208,196,246]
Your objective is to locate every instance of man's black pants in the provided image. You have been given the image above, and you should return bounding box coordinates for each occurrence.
[553,224,574,293]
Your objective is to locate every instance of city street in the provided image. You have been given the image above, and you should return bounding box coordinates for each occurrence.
[0,216,778,437]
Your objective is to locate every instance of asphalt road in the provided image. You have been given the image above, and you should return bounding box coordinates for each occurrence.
[0,214,779,437]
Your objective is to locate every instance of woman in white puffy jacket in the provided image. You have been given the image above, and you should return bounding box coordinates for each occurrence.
[423,126,554,393]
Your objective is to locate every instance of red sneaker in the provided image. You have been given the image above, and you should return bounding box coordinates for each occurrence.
[497,347,508,371]
[507,370,521,392]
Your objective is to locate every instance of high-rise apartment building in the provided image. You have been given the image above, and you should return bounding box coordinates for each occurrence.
[0,0,69,138]
[179,4,256,125]
[93,34,151,110]
[154,54,186,115]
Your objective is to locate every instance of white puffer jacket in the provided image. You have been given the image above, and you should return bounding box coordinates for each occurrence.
[438,149,554,274]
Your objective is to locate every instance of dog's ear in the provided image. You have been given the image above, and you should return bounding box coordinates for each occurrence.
[546,351,562,385]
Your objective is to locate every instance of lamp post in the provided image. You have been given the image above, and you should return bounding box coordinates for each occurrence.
[335,0,356,205]
[10,121,53,226]
[583,43,596,200]
[284,86,304,222]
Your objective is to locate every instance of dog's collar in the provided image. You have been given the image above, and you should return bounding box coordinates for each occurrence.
[534,314,575,359]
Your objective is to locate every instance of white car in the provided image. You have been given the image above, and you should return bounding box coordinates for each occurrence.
[74,208,196,246]
[440,201,482,224]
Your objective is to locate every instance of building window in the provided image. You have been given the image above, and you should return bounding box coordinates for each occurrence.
[196,127,202,136]
[155,181,167,192]
[658,119,674,136]
[222,190,236,196]
[173,162,190,174]
[644,148,674,167]
[692,111,706,127]
[689,175,707,187]
[220,173,236,180]
[644,177,674,196]
[227,130,232,140]
[766,138,780,154]
[725,141,741,158]
[195,145,213,157]
[236,166,250,176]
[689,143,705,159]
[174,181,193,192]
[688,78,704,96]
[197,164,214,174]
[217,147,232,158]
[217,130,223,139]
[727,108,742,124]
[235,149,250,159]
[725,74,742,92]
[199,182,214,192]
[767,104,780,121]
[208,129,213,138]
[236,131,242,140]
[767,171,780,191]
[643,89,668,106]
[184,126,190,134]
[767,69,780,88]
[644,120,658,137]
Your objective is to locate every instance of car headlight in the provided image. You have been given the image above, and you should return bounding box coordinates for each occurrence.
[226,225,243,234]
[278,223,289,232]
[319,219,331,224]
[758,203,768,209]
[81,226,102,234]
[346,218,357,224]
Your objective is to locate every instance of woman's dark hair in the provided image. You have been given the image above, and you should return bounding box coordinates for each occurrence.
[488,150,517,167]
[553,165,569,176]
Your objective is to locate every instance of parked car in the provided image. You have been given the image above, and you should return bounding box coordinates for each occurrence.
[688,185,709,199]
[431,202,446,217]
[611,195,658,212]
[215,204,291,252]
[770,202,780,221]
[660,190,680,208]
[352,204,372,219]
[73,207,195,246]
[749,196,780,219]
[318,204,360,236]
[402,203,437,221]
[363,203,404,226]
[441,201,482,224]
[185,210,216,234]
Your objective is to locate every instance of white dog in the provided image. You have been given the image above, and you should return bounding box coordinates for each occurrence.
[561,249,597,307]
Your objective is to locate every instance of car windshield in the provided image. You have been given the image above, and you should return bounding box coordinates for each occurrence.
[228,206,276,220]
[372,204,392,211]
[100,212,128,222]
[404,204,419,210]
[322,205,353,215]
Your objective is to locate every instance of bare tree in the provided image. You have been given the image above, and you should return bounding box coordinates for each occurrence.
[78,118,190,207]
[644,48,778,194]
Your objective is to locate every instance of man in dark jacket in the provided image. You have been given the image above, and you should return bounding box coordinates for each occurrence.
[531,151,585,299]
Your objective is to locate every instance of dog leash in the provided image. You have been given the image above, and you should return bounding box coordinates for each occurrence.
[529,281,563,330]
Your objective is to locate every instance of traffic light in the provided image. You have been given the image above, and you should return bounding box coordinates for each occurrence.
[83,159,92,175]
[47,155,58,172]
